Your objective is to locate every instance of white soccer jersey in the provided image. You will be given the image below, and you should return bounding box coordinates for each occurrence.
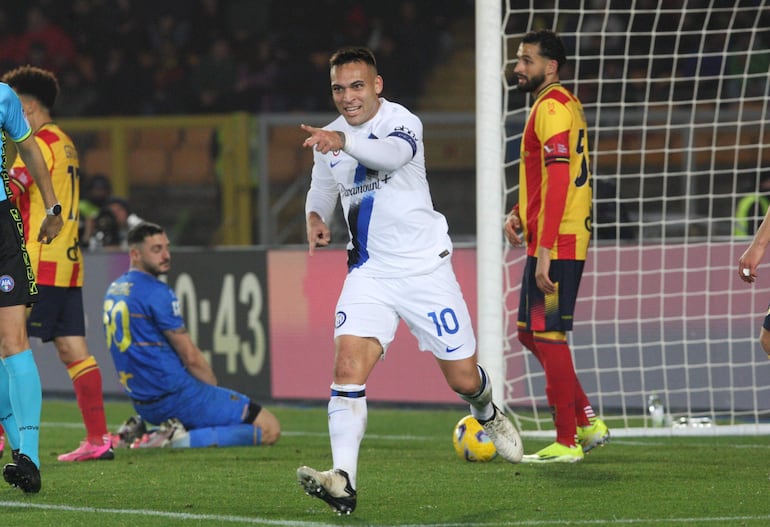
[306,98,452,277]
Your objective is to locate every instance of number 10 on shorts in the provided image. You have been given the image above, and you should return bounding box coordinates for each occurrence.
[428,308,459,336]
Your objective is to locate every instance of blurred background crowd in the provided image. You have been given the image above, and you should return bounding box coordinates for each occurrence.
[0,0,474,118]
[4,0,767,247]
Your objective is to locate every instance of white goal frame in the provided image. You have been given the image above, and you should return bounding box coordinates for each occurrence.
[476,0,770,436]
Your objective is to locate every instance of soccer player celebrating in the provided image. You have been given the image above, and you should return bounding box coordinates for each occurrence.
[296,46,522,515]
[3,66,113,462]
[504,29,609,463]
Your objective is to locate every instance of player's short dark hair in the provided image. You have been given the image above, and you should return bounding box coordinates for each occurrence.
[329,46,377,71]
[1,65,59,110]
[127,222,165,246]
[522,29,567,69]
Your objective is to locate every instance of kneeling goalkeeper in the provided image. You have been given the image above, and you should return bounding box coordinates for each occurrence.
[103,222,280,448]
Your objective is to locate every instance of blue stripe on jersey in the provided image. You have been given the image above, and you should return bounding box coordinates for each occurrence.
[353,157,367,184]
[347,134,378,271]
[347,194,374,271]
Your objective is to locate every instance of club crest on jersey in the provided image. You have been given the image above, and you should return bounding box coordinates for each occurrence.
[335,311,347,328]
[0,275,15,293]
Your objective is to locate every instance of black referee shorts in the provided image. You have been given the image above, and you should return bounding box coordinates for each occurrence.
[0,200,38,308]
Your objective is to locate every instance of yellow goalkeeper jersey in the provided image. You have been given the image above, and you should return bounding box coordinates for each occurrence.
[11,123,83,287]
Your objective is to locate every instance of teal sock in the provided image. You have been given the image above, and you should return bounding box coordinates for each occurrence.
[175,424,262,448]
[0,360,20,450]
[4,350,42,467]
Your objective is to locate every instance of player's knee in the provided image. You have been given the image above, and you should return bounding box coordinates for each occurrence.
[254,408,281,445]
[260,426,280,446]
[0,324,28,358]
[447,371,475,395]
[442,358,480,395]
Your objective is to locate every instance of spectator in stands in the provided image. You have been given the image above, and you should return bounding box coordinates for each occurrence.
[594,178,636,240]
[93,197,143,249]
[149,39,190,114]
[726,32,770,99]
[188,0,229,56]
[91,46,147,116]
[0,8,18,73]
[233,36,282,113]
[52,66,98,118]
[15,5,77,73]
[386,0,433,108]
[735,173,770,237]
[6,1,474,116]
[190,36,237,113]
[79,174,112,249]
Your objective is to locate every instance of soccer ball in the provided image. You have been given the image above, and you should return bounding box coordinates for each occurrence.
[452,415,497,462]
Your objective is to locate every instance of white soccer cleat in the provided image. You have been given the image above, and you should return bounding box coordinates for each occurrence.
[479,404,523,463]
[297,466,357,515]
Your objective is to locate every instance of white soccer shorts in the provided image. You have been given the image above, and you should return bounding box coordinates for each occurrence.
[333,262,476,361]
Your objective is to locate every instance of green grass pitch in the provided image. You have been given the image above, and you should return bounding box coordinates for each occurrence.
[0,399,767,526]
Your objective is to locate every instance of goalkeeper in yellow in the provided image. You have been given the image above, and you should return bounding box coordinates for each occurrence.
[504,29,609,463]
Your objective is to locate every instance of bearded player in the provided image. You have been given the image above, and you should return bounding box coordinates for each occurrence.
[504,30,610,463]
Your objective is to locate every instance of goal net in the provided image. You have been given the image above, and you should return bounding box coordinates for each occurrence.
[477,0,770,436]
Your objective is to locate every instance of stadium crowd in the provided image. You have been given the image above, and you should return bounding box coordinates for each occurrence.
[0,0,471,117]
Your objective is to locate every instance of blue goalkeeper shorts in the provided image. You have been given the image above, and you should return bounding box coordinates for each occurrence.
[133,377,253,429]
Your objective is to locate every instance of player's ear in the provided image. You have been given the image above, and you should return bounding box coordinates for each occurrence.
[375,75,383,96]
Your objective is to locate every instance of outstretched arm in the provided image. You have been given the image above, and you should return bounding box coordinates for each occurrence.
[301,123,415,171]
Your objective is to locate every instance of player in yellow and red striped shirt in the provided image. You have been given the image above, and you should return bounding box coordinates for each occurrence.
[505,29,609,463]
[4,66,112,462]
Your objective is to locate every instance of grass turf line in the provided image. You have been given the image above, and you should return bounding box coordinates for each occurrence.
[0,400,765,527]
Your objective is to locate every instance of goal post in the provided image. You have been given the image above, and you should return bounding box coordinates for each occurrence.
[477,1,770,436]
[475,0,505,406]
